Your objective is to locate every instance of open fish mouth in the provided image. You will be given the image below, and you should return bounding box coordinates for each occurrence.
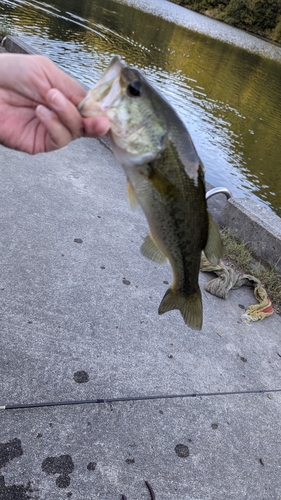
[78,56,124,117]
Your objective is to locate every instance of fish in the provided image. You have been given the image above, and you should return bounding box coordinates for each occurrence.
[78,56,223,330]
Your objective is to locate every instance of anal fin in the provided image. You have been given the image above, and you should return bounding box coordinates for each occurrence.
[140,233,167,264]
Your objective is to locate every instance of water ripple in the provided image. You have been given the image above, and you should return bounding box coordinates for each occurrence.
[1,0,281,215]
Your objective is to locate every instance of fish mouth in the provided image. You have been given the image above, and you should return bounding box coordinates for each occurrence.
[78,55,125,117]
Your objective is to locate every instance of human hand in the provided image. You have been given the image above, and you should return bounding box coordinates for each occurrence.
[0,54,110,154]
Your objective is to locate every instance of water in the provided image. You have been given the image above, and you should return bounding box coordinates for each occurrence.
[1,0,281,217]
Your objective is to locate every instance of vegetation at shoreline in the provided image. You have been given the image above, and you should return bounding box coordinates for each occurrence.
[221,229,281,313]
[0,16,13,38]
[170,0,281,43]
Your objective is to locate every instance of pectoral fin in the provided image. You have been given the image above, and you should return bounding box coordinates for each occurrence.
[127,180,138,210]
[204,212,223,266]
[140,233,167,264]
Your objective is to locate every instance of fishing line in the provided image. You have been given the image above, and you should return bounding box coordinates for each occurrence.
[0,175,234,412]
[1,387,280,411]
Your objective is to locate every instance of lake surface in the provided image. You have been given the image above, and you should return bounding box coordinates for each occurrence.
[1,0,281,217]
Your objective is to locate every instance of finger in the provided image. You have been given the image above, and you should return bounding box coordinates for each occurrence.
[36,105,74,151]
[39,56,87,104]
[47,88,110,138]
[46,88,84,139]
[83,116,110,137]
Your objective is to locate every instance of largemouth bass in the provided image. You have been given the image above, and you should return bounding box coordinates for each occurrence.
[79,56,223,330]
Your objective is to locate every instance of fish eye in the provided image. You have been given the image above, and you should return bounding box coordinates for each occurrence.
[127,81,142,97]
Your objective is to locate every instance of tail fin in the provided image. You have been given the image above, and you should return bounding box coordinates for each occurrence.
[158,287,203,330]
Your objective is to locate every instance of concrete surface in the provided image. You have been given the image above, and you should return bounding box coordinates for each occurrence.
[1,35,40,55]
[219,197,281,272]
[1,137,281,499]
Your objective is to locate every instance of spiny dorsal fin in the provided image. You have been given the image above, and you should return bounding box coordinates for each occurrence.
[204,212,223,266]
[140,233,167,264]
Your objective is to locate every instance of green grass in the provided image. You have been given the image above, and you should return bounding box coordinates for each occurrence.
[0,16,13,39]
[221,228,281,313]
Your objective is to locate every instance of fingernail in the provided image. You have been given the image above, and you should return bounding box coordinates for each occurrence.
[48,89,66,109]
[36,105,53,119]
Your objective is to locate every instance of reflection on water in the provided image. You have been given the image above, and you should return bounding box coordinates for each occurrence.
[1,0,281,216]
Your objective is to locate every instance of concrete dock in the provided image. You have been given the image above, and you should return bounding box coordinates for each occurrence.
[1,136,281,499]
